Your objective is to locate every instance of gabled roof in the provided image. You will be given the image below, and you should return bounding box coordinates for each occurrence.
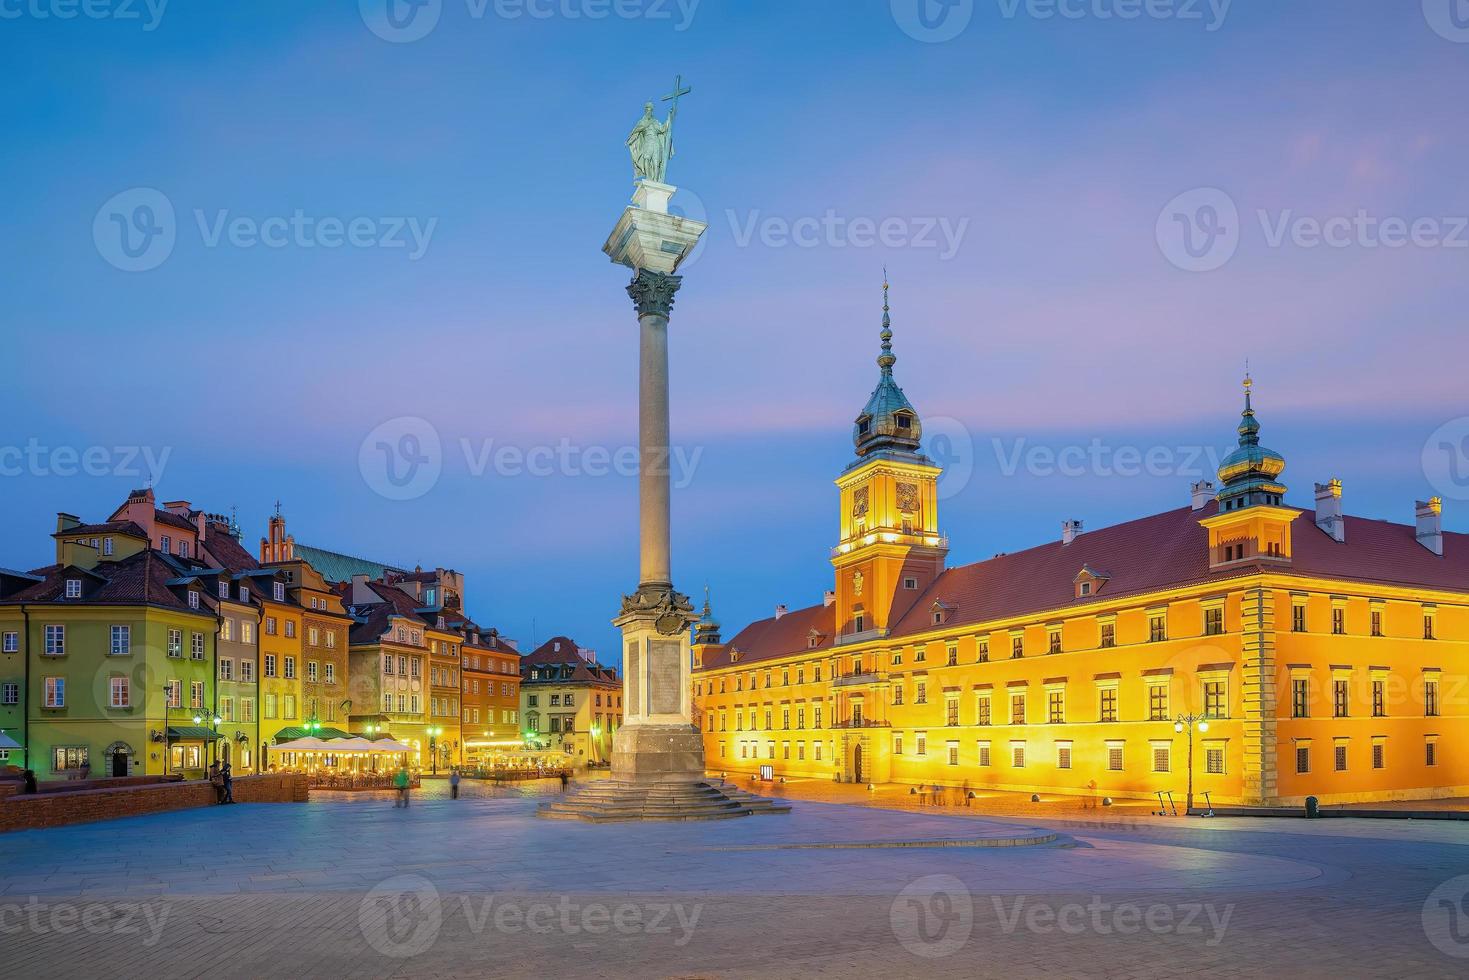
[294,543,407,585]
[52,520,149,540]
[707,503,1469,671]
[0,551,217,612]
[201,530,259,576]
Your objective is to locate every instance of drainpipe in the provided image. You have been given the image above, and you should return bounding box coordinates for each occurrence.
[21,604,30,771]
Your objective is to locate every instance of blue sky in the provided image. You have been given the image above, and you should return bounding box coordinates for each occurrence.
[3,1,1468,659]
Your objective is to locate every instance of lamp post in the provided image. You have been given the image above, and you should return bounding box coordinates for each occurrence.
[427,725,442,775]
[1173,713,1209,816]
[163,683,173,775]
[195,712,222,768]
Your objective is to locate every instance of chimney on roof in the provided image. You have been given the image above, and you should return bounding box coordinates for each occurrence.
[1314,479,1344,542]
[163,500,191,516]
[1191,480,1215,511]
[194,511,208,544]
[56,513,80,533]
[1416,497,1444,556]
[775,604,788,620]
[1061,520,1083,545]
[823,590,836,608]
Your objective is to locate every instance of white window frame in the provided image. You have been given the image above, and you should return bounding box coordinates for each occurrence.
[109,675,130,708]
[110,625,131,656]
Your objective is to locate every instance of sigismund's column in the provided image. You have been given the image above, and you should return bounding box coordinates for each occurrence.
[602,123,708,784]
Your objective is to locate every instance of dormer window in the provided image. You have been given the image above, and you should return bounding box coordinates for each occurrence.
[240,586,250,603]
[65,579,81,599]
[858,417,871,435]
[218,582,230,599]
[1073,565,1110,600]
[1079,581,1091,597]
[187,590,199,609]
[930,601,955,626]
[273,582,285,602]
[904,576,918,590]
[895,413,912,429]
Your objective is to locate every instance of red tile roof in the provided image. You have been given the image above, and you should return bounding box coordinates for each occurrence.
[708,504,1469,670]
[0,551,216,612]
[51,520,149,540]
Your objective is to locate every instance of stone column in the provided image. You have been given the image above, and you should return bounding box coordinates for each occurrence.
[629,269,680,590]
[602,181,708,784]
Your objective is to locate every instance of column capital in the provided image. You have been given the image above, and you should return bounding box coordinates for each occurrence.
[626,269,683,319]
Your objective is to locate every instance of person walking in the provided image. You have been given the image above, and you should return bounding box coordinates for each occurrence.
[558,770,569,792]
[449,769,460,800]
[394,766,410,807]
[22,769,37,794]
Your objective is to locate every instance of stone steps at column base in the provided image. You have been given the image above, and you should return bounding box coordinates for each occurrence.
[537,779,792,822]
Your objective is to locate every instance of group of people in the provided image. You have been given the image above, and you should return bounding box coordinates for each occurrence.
[391,766,572,808]
[207,761,235,804]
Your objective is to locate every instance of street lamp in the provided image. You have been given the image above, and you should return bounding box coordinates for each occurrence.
[163,683,174,775]
[1174,713,1210,816]
[426,725,443,774]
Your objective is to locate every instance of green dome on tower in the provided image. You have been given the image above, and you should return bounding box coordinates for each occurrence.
[1216,375,1288,511]
[853,277,922,457]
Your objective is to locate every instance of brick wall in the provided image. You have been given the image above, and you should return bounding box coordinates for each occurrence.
[0,773,309,833]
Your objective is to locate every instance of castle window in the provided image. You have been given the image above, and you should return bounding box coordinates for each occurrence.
[1099,623,1115,649]
[904,577,918,590]
[895,413,911,430]
[1204,607,1224,636]
[854,614,865,633]
[1370,608,1383,637]
[1291,678,1309,718]
[858,418,871,435]
[1011,636,1023,659]
[1079,581,1091,596]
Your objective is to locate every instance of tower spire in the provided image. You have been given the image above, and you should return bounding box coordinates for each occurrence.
[878,268,895,378]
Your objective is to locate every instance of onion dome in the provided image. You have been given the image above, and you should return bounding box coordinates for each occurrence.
[1216,375,1287,511]
[854,276,922,457]
[693,586,721,645]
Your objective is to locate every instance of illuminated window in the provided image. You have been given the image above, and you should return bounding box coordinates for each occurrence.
[1099,688,1117,722]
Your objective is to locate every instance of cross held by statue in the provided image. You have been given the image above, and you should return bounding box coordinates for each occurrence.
[663,74,691,110]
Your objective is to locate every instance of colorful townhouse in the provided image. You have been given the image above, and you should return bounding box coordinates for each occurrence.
[519,637,622,768]
[0,527,221,779]
[461,628,522,766]
[692,294,1468,807]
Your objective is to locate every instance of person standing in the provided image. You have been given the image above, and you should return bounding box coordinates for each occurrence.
[449,769,460,800]
[394,766,410,807]
[221,763,235,804]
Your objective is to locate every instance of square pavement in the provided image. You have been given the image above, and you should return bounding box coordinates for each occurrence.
[1,777,1466,978]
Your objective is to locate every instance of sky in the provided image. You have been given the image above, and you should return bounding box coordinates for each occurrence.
[3,1,1468,661]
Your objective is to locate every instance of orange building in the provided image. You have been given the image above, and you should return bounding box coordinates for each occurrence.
[693,289,1467,807]
[460,628,522,766]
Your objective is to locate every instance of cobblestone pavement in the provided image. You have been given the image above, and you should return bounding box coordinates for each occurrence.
[1,778,1467,979]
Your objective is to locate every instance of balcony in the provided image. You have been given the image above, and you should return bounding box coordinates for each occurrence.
[832,670,887,689]
[831,531,950,558]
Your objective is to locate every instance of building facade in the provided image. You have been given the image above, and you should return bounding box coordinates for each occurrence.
[520,637,622,768]
[461,629,522,765]
[692,291,1468,806]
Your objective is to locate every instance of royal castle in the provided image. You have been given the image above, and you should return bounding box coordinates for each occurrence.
[691,285,1467,806]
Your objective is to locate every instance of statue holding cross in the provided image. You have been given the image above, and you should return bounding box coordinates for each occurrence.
[625,75,691,185]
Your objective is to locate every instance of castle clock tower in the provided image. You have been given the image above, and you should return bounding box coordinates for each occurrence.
[831,279,948,643]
